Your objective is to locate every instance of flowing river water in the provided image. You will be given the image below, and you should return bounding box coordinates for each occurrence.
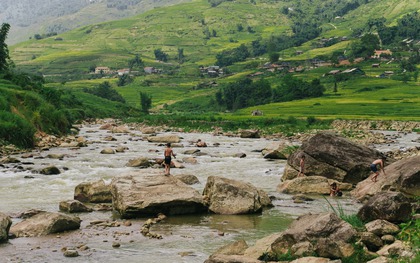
[1,123,417,263]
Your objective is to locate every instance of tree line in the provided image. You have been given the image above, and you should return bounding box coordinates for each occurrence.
[215,75,325,111]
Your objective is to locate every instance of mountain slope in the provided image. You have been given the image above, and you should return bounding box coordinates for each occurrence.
[10,0,290,75]
[0,0,192,45]
[6,0,420,120]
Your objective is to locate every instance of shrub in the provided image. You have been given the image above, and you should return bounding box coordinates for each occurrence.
[0,111,35,148]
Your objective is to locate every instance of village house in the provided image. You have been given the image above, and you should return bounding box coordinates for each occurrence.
[144,67,162,74]
[326,70,341,76]
[117,68,130,76]
[199,65,224,77]
[341,68,365,75]
[372,49,392,59]
[95,66,111,74]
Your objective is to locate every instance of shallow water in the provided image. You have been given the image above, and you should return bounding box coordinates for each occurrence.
[0,123,397,263]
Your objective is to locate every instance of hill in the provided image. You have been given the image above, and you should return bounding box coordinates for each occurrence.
[7,0,420,121]
[0,0,192,45]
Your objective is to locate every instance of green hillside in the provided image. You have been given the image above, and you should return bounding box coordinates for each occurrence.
[9,0,420,121]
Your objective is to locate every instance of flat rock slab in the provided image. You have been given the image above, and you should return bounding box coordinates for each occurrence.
[111,170,206,218]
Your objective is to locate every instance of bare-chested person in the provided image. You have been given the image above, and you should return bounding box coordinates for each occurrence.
[297,154,305,177]
[370,157,386,182]
[164,143,176,176]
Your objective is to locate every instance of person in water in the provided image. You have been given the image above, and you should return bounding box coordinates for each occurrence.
[164,143,176,176]
[330,182,342,197]
[370,157,386,182]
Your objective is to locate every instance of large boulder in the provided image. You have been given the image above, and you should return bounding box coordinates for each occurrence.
[269,212,357,259]
[10,212,81,237]
[74,179,112,203]
[59,200,93,213]
[111,170,206,218]
[126,157,152,168]
[277,176,352,194]
[39,165,61,175]
[283,132,386,184]
[147,135,180,143]
[357,192,413,223]
[203,176,272,215]
[240,130,260,138]
[365,219,400,236]
[0,212,12,243]
[262,140,295,160]
[205,239,254,263]
[352,155,420,202]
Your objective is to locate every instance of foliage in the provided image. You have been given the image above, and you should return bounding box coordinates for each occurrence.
[216,78,272,111]
[323,196,365,231]
[0,111,35,148]
[273,75,325,102]
[128,54,144,70]
[83,81,126,103]
[139,91,152,114]
[117,74,133,87]
[349,33,380,58]
[215,44,250,67]
[0,23,11,72]
[154,49,168,62]
[398,217,420,248]
[378,11,420,45]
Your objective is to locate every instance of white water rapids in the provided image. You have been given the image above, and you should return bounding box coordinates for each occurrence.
[1,123,416,262]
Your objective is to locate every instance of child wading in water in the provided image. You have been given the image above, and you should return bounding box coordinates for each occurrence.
[164,143,176,176]
[330,182,342,197]
[370,157,386,182]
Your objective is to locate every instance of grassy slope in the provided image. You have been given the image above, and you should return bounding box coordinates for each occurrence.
[9,0,420,121]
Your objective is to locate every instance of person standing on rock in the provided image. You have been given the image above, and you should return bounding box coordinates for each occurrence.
[370,157,386,182]
[164,143,176,176]
[297,154,305,177]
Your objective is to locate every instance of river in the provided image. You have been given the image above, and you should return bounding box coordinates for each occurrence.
[3,123,415,262]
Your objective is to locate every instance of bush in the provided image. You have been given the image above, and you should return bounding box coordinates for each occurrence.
[0,111,35,148]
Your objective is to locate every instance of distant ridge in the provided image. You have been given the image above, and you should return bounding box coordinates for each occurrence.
[0,0,193,45]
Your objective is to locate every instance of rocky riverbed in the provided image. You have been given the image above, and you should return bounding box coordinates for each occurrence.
[0,119,419,263]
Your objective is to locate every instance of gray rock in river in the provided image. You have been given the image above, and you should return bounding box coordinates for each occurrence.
[10,212,81,237]
[74,179,112,203]
[111,170,206,218]
[203,176,272,215]
[352,155,420,202]
[0,212,12,243]
[283,131,389,184]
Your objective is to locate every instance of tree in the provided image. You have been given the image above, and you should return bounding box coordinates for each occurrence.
[177,48,185,64]
[350,33,380,58]
[0,23,11,72]
[237,24,243,32]
[154,49,168,62]
[139,92,152,114]
[128,54,143,71]
[84,81,125,103]
[203,27,211,39]
[269,52,280,63]
[117,74,133,87]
